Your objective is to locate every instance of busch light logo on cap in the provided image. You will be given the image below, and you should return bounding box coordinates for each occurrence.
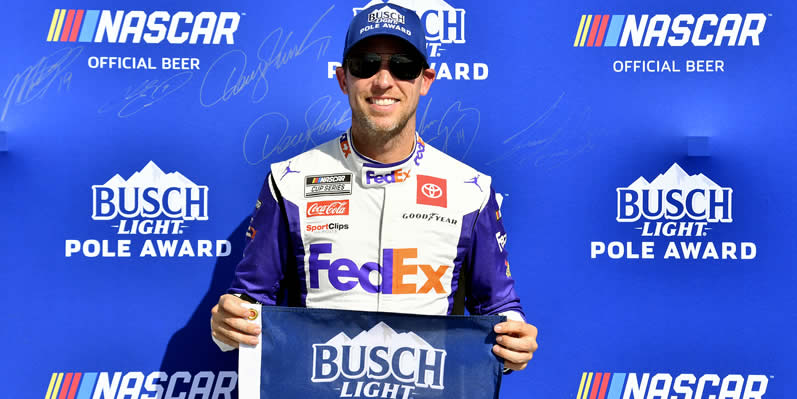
[355,0,466,46]
[312,322,446,398]
[368,6,406,24]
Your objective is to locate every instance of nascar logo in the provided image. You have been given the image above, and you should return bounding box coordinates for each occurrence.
[46,9,240,44]
[577,372,769,399]
[573,13,766,47]
[310,176,347,184]
[305,174,353,197]
[45,371,237,399]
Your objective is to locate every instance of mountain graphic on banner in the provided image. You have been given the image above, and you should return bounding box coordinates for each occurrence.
[322,322,434,349]
[625,163,720,190]
[318,322,440,379]
[101,161,198,188]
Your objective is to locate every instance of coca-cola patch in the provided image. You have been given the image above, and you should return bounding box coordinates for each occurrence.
[307,200,350,218]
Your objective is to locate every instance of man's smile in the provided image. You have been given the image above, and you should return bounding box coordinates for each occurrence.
[367,97,400,105]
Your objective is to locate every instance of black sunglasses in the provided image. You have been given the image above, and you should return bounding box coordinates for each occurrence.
[346,52,425,81]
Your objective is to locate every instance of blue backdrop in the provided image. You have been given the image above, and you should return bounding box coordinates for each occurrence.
[1,0,795,398]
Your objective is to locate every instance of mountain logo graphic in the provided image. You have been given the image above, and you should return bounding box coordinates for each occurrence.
[91,161,209,221]
[616,163,732,223]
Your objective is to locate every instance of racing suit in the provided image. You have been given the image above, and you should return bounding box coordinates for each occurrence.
[225,129,524,329]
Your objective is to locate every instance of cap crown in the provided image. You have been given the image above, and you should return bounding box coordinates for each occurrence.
[343,4,428,65]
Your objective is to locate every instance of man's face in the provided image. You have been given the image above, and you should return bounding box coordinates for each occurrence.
[336,35,435,141]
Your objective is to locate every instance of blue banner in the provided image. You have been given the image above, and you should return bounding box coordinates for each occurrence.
[240,306,504,399]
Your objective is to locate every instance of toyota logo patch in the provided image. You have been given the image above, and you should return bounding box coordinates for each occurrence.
[416,175,447,208]
[422,183,443,199]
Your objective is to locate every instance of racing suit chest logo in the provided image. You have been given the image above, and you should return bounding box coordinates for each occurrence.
[308,243,450,295]
[364,169,410,185]
[307,200,349,217]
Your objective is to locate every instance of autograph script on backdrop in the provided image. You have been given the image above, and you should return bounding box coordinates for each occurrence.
[242,93,594,169]
[487,92,596,169]
[2,47,82,122]
[418,98,481,162]
[98,72,193,118]
[243,95,350,165]
[199,6,334,108]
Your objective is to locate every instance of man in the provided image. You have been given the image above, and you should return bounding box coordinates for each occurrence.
[211,4,538,371]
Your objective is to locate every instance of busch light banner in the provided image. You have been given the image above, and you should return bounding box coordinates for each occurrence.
[239,306,504,399]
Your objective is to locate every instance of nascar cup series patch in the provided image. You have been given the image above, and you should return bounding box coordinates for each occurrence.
[305,174,353,197]
[239,306,504,399]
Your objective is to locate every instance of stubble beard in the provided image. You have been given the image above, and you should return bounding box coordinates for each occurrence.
[351,105,413,147]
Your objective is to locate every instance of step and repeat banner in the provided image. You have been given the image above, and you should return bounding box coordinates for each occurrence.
[1,0,795,398]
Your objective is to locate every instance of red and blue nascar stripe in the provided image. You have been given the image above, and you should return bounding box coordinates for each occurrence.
[573,14,627,47]
[47,9,101,42]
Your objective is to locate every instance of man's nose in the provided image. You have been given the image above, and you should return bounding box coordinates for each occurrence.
[373,68,395,89]
[372,59,395,89]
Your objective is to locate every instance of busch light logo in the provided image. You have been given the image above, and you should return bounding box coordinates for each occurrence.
[66,161,230,258]
[368,6,406,24]
[616,163,732,226]
[92,161,208,222]
[312,322,446,398]
[591,163,755,260]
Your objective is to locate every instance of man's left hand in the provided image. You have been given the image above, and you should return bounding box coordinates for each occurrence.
[493,321,538,371]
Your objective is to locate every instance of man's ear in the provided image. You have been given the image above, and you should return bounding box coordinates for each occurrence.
[336,66,348,94]
[419,68,436,96]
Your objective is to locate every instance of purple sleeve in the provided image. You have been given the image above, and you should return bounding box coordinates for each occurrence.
[227,173,292,305]
[465,186,526,320]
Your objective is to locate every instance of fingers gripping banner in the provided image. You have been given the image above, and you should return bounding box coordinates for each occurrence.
[239,306,505,399]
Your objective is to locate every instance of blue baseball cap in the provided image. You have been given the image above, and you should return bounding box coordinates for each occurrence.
[342,3,428,66]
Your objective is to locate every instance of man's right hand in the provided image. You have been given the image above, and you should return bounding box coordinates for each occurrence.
[210,294,262,348]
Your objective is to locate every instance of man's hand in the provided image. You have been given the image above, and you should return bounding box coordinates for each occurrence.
[492,320,538,371]
[210,294,261,348]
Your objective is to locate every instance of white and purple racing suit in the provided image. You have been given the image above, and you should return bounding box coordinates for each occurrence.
[227,129,524,322]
